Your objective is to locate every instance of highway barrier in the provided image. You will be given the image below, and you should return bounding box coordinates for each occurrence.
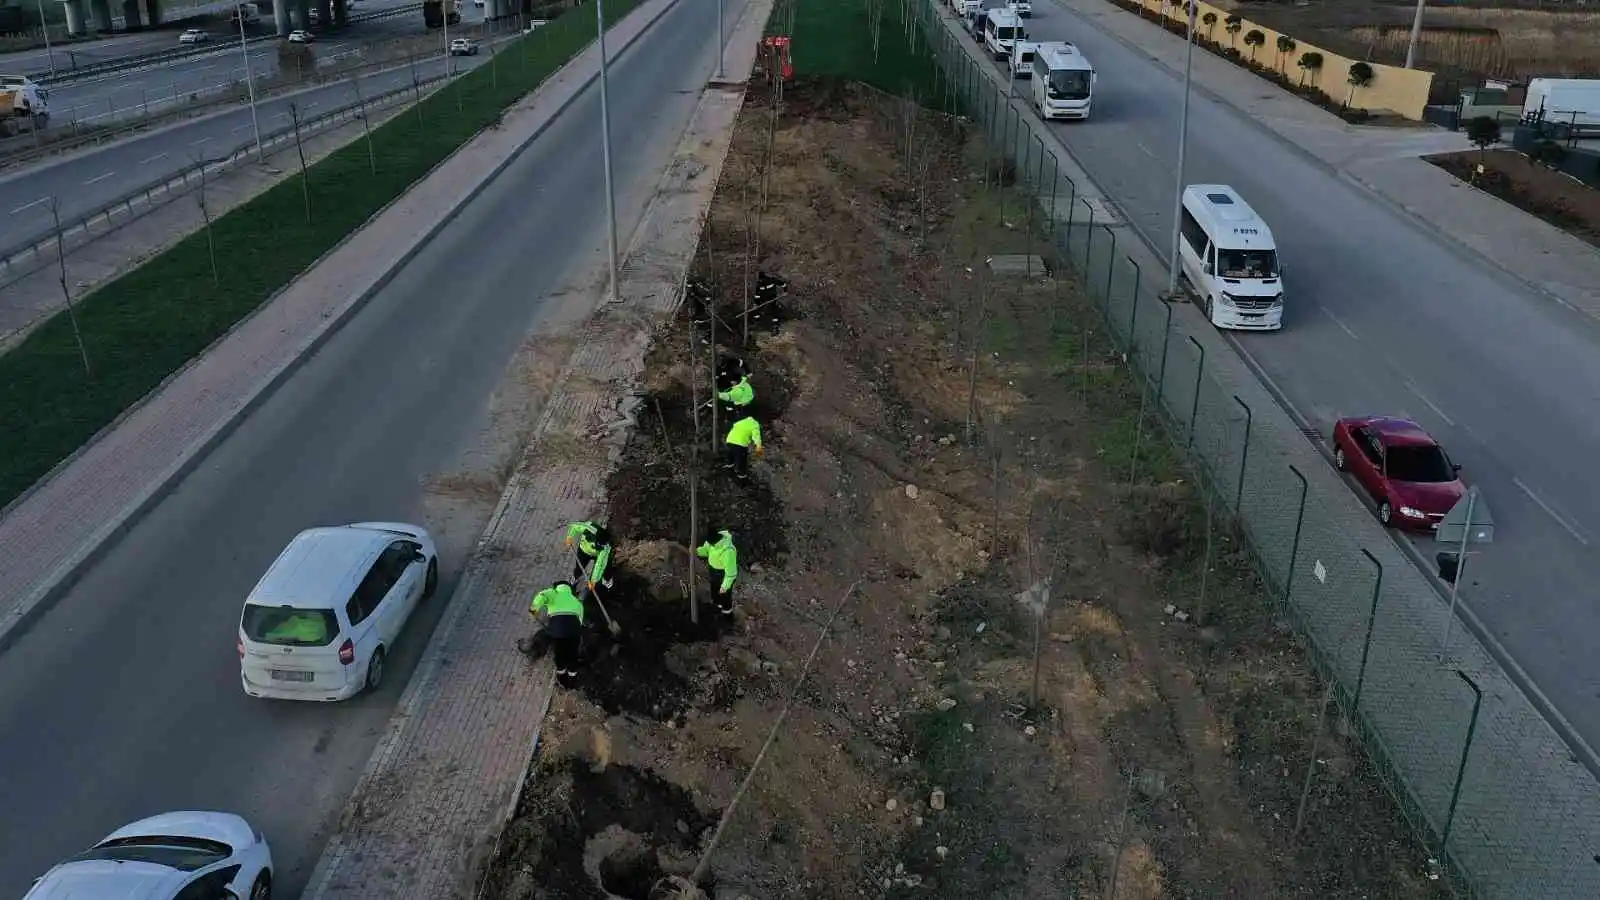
[911,1,1600,897]
[0,0,642,508]
[26,3,424,84]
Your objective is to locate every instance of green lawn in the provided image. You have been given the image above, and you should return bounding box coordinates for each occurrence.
[0,0,642,508]
[771,0,943,98]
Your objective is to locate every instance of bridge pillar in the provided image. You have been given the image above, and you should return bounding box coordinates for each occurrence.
[59,0,87,36]
[294,0,310,30]
[271,0,291,34]
[143,0,160,25]
[332,0,347,26]
[120,0,142,28]
[88,0,111,29]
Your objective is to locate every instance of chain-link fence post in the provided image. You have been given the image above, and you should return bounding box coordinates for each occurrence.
[1284,464,1308,606]
[1184,335,1203,450]
[1231,394,1250,515]
[1352,547,1382,716]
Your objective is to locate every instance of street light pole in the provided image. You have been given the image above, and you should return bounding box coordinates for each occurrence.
[238,5,264,161]
[595,0,620,304]
[35,0,57,79]
[1164,0,1198,297]
[1404,0,1426,69]
[443,2,451,76]
[715,0,723,79]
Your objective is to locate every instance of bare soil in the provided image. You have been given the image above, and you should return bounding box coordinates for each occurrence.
[480,78,1449,900]
[1428,147,1600,249]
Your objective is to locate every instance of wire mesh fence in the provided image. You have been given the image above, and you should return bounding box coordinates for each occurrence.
[908,0,1600,895]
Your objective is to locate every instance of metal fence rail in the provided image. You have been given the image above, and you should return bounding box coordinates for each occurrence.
[913,0,1600,896]
[0,73,443,287]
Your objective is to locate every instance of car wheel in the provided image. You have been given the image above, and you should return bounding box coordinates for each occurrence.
[1204,294,1215,323]
[1378,501,1393,525]
[424,558,439,599]
[250,872,272,900]
[365,647,386,691]
[1333,446,1346,470]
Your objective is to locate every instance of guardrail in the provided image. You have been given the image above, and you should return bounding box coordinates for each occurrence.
[0,73,444,286]
[27,3,424,84]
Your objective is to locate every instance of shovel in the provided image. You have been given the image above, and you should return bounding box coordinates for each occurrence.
[575,556,623,637]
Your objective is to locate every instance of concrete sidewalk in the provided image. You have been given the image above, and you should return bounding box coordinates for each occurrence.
[298,2,771,895]
[1058,0,1600,320]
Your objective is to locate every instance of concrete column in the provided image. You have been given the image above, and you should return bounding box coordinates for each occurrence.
[89,0,112,30]
[143,0,159,25]
[317,0,332,27]
[120,0,141,28]
[294,0,309,30]
[60,0,86,36]
[332,0,347,26]
[272,0,290,34]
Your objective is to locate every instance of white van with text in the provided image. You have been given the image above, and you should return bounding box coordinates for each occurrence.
[1177,184,1285,331]
[1030,41,1094,120]
[983,7,1026,61]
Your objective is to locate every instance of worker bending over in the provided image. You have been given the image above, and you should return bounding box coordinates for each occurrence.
[529,580,587,683]
[724,415,764,479]
[716,367,755,419]
[697,529,740,616]
[564,520,615,589]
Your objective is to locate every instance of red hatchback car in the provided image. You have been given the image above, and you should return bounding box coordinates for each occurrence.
[1332,416,1465,532]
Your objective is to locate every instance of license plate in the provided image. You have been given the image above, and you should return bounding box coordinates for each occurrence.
[269,669,314,683]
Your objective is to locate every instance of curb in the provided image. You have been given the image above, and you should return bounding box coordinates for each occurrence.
[0,0,679,658]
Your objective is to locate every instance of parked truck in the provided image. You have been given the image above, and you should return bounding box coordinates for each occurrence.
[0,74,49,135]
[422,0,460,28]
[1522,77,1600,131]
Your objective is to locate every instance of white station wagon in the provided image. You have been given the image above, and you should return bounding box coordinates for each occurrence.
[238,522,438,702]
[23,811,273,900]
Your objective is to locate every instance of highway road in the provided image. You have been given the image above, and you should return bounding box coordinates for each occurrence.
[1,29,500,253]
[0,0,733,894]
[0,0,240,73]
[1009,2,1600,748]
[34,0,452,130]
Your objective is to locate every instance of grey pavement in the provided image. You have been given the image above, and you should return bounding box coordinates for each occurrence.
[0,46,493,260]
[925,0,1600,894]
[0,0,736,895]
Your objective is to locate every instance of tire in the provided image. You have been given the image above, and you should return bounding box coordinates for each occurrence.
[250,872,272,900]
[1333,447,1346,470]
[1378,501,1393,526]
[1204,294,1215,323]
[424,558,439,599]
[365,647,386,692]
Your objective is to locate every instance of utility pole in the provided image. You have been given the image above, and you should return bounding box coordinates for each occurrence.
[35,0,56,79]
[1404,0,1426,69]
[1164,0,1198,298]
[595,0,620,303]
[238,5,264,161]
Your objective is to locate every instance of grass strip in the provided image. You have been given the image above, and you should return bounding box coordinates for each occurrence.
[0,0,640,508]
[770,0,942,97]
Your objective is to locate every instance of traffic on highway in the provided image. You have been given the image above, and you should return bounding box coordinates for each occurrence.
[0,0,738,893]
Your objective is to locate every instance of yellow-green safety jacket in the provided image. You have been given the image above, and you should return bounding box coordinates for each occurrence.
[725,417,763,450]
[530,583,586,623]
[717,376,755,408]
[697,530,739,593]
[564,521,612,583]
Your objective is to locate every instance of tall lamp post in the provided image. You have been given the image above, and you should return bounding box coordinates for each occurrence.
[35,0,57,79]
[1164,0,1198,298]
[595,0,619,304]
[238,4,264,161]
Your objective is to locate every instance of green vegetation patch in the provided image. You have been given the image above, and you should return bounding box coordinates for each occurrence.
[0,0,642,508]
[770,0,942,97]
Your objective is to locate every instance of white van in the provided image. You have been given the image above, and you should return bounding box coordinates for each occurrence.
[983,8,1026,61]
[238,522,439,702]
[1030,41,1094,121]
[1009,40,1038,78]
[1177,184,1285,331]
[1008,0,1033,16]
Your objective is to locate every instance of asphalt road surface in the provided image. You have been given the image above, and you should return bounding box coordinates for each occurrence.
[2,35,496,253]
[34,0,448,129]
[0,0,237,73]
[0,0,735,894]
[1011,2,1600,748]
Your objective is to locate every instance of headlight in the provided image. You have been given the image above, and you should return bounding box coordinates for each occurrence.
[1271,292,1284,306]
[1219,293,1236,307]
[1400,506,1427,519]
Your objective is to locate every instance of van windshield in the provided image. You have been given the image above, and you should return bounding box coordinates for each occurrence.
[1216,248,1278,278]
[242,604,339,646]
[1048,69,1092,99]
[996,26,1020,39]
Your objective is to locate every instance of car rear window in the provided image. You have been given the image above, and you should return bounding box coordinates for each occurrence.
[241,604,339,646]
[1386,444,1455,483]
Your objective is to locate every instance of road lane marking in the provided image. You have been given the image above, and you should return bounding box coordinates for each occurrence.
[1135,140,1157,160]
[1512,476,1590,546]
[10,197,48,215]
[233,122,253,132]
[190,136,211,146]
[140,152,169,165]
[1320,305,1359,341]
[1403,380,1455,427]
[83,171,117,186]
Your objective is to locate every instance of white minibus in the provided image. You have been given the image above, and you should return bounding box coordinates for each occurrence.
[1030,41,1094,121]
[983,8,1026,61]
[1177,184,1285,331]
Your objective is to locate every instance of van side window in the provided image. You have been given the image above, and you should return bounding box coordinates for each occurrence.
[1032,55,1046,79]
[349,543,410,624]
[1179,207,1208,254]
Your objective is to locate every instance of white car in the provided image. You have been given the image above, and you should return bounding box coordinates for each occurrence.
[239,522,439,702]
[179,28,210,43]
[286,29,314,43]
[1008,0,1032,16]
[23,811,273,900]
[449,37,480,55]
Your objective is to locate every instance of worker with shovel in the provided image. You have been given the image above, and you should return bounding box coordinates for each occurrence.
[723,415,764,481]
[697,529,740,616]
[528,581,587,685]
[565,520,616,590]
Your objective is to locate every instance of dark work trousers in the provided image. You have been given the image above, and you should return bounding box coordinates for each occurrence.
[725,443,751,478]
[715,581,736,616]
[545,613,584,679]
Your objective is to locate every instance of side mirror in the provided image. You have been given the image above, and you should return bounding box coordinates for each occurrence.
[1203,261,1214,275]
[412,550,426,564]
[1453,463,1462,474]
[223,888,245,900]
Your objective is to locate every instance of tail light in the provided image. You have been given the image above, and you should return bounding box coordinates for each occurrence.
[338,639,356,665]
[237,637,245,660]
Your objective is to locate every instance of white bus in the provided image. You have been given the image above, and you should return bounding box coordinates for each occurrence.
[1177,184,1285,331]
[1030,41,1094,121]
[983,8,1026,61]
